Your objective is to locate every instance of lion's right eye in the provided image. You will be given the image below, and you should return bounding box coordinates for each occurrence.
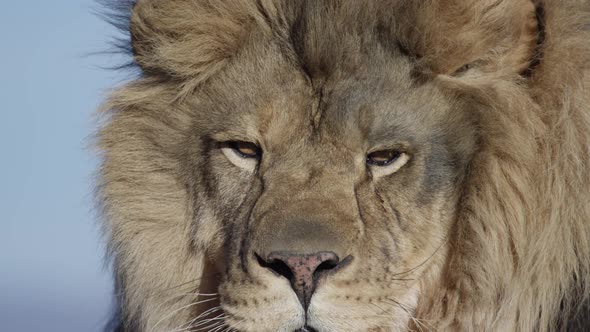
[221,141,261,172]
[228,141,261,159]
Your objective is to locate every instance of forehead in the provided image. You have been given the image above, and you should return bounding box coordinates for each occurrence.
[205,45,447,153]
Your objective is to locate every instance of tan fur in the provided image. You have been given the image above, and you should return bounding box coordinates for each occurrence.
[98,1,590,331]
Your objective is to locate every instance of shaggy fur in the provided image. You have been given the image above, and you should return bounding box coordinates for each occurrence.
[97,0,590,331]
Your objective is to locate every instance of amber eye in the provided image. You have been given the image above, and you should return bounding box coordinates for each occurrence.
[228,141,261,159]
[366,150,401,166]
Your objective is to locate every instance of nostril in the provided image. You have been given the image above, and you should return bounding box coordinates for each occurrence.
[313,259,339,278]
[313,262,338,275]
[256,253,294,280]
[319,254,353,277]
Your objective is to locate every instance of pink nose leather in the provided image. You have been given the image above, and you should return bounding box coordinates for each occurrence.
[267,251,339,307]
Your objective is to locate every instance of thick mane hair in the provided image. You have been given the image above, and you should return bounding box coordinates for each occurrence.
[96,0,590,331]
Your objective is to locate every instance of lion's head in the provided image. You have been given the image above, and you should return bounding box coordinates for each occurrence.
[98,1,590,331]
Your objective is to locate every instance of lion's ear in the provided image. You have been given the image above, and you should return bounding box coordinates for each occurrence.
[401,0,539,76]
[128,0,259,82]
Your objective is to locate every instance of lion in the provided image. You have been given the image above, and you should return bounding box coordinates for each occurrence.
[97,0,590,331]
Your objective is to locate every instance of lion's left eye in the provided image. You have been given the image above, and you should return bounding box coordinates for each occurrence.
[366,150,401,166]
[228,141,261,159]
[221,140,261,172]
[366,149,410,177]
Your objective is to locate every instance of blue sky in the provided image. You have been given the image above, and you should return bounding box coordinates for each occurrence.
[0,1,128,331]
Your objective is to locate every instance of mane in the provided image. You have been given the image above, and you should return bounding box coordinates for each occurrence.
[419,1,590,329]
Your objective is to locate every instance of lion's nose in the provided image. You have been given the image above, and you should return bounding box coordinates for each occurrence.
[256,251,342,307]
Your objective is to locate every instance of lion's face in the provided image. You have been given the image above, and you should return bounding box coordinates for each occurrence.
[100,1,557,331]
[185,38,476,331]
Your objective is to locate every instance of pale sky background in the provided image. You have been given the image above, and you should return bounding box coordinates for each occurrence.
[0,1,129,331]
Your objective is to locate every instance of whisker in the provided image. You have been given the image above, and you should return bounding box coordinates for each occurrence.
[190,312,230,332]
[190,314,227,329]
[150,291,219,327]
[147,273,222,299]
[210,322,231,332]
[149,297,219,332]
[173,308,223,331]
[391,233,450,277]
[380,298,437,332]
[194,320,225,332]
[183,306,223,328]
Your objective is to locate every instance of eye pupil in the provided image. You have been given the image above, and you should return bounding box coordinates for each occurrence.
[367,150,401,166]
[230,141,260,159]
